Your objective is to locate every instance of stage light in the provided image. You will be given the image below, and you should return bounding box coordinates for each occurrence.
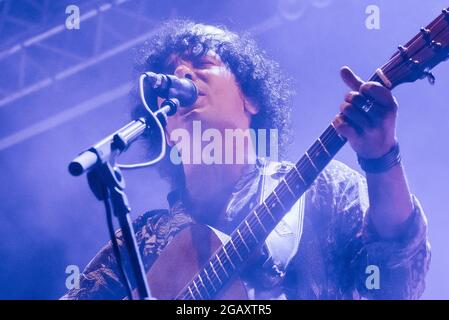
[277,0,308,21]
[310,0,333,9]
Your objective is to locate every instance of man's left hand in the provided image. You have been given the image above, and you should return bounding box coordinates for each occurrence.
[335,66,398,159]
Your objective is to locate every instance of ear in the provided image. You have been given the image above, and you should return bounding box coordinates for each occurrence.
[164,128,175,147]
[243,97,259,116]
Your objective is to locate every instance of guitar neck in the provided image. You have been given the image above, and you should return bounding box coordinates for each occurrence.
[175,4,449,295]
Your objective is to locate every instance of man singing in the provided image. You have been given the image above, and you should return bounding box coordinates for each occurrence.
[62,20,430,300]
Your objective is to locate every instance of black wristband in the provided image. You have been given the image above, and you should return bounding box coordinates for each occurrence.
[357,142,401,173]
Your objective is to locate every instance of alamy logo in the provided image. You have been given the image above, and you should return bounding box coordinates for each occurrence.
[365,264,380,290]
[65,5,80,30]
[169,121,279,165]
[365,5,381,30]
[65,265,80,290]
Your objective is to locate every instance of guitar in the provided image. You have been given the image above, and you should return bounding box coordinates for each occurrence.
[144,9,449,300]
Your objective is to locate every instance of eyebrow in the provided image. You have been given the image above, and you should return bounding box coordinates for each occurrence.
[163,55,183,73]
[164,50,216,73]
[164,60,178,73]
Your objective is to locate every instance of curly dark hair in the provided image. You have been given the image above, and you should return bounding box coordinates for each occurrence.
[131,20,295,188]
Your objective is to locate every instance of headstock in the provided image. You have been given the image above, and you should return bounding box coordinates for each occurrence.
[372,8,449,89]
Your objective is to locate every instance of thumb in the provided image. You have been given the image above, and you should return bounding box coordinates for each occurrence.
[340,66,364,91]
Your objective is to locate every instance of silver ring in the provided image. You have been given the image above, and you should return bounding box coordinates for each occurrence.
[360,99,374,113]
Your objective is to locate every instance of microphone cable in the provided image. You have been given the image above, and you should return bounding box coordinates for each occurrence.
[116,73,167,170]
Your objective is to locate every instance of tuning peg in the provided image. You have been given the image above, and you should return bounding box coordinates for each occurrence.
[398,45,408,59]
[443,8,449,20]
[409,58,420,66]
[431,40,443,51]
[423,69,436,85]
[420,27,431,43]
[408,60,435,85]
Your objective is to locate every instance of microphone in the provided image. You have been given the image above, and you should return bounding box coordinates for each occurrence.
[144,72,198,107]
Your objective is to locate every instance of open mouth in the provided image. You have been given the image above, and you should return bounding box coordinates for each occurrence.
[178,91,205,116]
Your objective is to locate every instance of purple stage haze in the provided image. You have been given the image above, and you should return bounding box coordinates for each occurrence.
[0,0,447,299]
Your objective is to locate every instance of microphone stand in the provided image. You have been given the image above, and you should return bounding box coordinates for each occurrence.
[68,99,178,300]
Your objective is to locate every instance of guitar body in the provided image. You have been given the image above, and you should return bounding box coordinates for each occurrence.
[146,224,248,300]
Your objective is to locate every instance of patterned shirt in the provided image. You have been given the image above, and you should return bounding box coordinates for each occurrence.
[61,160,430,300]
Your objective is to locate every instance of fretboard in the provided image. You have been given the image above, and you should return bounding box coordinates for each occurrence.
[173,7,449,299]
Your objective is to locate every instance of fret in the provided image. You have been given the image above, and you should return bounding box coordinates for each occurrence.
[253,209,268,233]
[192,279,205,300]
[323,130,346,155]
[375,68,392,89]
[262,200,277,222]
[188,286,196,300]
[197,274,210,299]
[245,220,258,242]
[268,195,278,210]
[310,142,333,170]
[281,178,297,198]
[317,137,332,158]
[228,240,243,262]
[292,164,307,188]
[369,73,385,87]
[209,261,223,284]
[305,151,319,172]
[222,246,236,269]
[236,229,250,252]
[325,135,344,155]
[203,269,217,292]
[215,254,229,278]
[272,189,286,211]
[330,122,346,142]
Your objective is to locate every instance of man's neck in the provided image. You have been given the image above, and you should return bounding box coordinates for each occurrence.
[182,151,257,229]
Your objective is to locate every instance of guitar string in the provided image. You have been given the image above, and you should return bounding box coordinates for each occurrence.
[180,30,435,295]
[177,125,341,299]
[179,19,449,295]
[203,19,448,289]
[182,17,449,299]
[177,11,436,292]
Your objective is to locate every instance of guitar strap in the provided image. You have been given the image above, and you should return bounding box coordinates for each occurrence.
[259,160,305,279]
[210,159,305,292]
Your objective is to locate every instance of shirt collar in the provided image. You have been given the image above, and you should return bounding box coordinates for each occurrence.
[165,158,267,231]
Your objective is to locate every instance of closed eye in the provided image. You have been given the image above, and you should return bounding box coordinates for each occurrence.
[193,57,217,69]
[194,62,214,69]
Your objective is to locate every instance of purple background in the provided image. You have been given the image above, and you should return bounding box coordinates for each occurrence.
[0,0,447,299]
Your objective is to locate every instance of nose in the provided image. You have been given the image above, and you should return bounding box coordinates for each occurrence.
[173,64,195,81]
